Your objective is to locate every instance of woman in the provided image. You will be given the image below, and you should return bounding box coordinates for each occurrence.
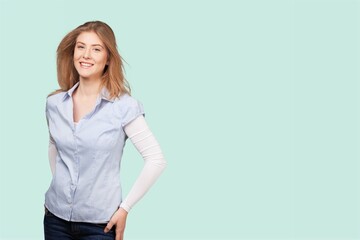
[44,21,167,240]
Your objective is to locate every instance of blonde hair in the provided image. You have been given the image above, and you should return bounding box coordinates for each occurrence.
[48,21,130,99]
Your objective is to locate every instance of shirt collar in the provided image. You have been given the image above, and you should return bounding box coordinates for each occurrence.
[98,84,115,102]
[62,81,115,102]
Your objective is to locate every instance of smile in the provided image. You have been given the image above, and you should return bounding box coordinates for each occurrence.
[80,62,94,68]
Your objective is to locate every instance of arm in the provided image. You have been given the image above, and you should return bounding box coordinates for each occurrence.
[46,106,57,176]
[48,135,57,176]
[105,115,167,239]
[120,115,167,212]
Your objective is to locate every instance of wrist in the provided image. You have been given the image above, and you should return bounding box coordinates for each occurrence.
[119,207,129,216]
[119,202,131,213]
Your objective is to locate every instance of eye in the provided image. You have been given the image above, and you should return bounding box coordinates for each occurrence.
[77,45,85,49]
[94,48,101,52]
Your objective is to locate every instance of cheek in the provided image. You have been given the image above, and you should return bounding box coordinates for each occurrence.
[99,53,108,64]
[73,50,82,60]
[101,56,107,64]
[94,56,107,67]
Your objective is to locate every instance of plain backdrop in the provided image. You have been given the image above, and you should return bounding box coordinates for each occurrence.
[0,0,359,239]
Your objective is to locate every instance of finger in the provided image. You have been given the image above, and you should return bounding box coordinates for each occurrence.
[116,232,123,240]
[104,222,114,233]
[116,228,124,240]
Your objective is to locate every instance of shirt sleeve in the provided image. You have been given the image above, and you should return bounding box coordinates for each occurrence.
[46,99,57,175]
[119,115,167,212]
[120,95,145,127]
[48,140,57,176]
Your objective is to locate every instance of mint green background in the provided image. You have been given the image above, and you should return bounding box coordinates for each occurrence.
[0,0,359,239]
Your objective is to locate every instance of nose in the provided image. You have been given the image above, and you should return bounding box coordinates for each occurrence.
[83,48,91,59]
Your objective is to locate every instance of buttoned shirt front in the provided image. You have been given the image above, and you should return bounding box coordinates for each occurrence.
[44,81,144,223]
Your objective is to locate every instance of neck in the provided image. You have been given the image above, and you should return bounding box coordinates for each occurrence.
[76,78,102,98]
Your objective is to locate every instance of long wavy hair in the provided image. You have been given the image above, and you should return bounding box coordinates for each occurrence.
[48,21,130,99]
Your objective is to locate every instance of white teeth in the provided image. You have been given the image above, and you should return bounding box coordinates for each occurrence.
[80,62,93,67]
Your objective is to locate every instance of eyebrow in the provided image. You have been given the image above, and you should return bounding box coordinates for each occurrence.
[76,41,104,48]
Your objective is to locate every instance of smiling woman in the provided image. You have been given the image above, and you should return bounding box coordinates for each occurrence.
[43,21,167,240]
[73,32,109,81]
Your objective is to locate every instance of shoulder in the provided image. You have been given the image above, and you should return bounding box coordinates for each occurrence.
[46,91,66,109]
[113,93,145,127]
[113,93,143,108]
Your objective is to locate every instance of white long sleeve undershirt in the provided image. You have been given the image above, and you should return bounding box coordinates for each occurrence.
[47,115,167,213]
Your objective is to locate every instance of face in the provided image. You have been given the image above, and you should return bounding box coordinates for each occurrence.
[73,31,108,81]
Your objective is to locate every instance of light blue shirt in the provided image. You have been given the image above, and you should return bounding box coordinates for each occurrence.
[44,81,144,223]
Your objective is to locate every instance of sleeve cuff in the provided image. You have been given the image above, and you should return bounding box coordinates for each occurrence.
[119,202,131,213]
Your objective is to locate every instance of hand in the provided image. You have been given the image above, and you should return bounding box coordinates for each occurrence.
[104,207,128,240]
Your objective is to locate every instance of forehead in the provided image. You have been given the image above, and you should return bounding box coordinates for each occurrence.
[76,31,104,45]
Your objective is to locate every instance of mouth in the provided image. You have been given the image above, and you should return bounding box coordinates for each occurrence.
[80,62,94,68]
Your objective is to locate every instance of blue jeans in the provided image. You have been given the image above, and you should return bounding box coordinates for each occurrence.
[43,207,115,240]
